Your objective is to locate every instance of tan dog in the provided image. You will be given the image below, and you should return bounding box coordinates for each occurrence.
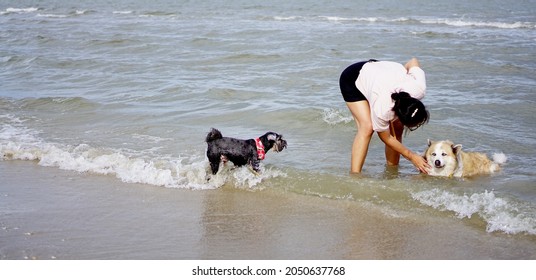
[424,140,506,177]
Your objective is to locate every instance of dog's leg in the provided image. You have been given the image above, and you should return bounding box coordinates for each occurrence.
[249,158,261,175]
[210,159,220,175]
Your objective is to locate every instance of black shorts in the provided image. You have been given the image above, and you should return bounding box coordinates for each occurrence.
[339,59,377,102]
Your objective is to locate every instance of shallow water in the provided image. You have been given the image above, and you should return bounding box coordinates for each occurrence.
[1,0,536,239]
[2,160,535,260]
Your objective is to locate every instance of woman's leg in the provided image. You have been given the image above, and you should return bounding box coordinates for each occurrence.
[385,119,404,166]
[346,101,374,173]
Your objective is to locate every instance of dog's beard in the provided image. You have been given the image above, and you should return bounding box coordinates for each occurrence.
[272,140,287,153]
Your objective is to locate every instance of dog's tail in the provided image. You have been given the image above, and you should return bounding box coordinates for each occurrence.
[490,153,507,173]
[492,153,507,165]
[205,128,223,142]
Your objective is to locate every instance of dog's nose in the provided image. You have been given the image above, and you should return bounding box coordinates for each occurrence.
[434,160,442,167]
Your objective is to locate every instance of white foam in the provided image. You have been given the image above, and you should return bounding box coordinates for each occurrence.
[273,16,302,21]
[231,165,287,189]
[36,13,68,18]
[322,108,353,125]
[412,189,536,235]
[316,15,535,29]
[4,7,39,14]
[493,153,507,165]
[113,11,133,15]
[0,119,286,190]
[420,18,534,29]
[320,16,378,22]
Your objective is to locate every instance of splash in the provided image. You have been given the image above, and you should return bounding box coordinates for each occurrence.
[0,116,285,190]
[412,189,536,235]
[322,108,352,125]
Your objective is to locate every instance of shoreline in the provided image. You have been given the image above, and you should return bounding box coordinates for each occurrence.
[1,160,535,260]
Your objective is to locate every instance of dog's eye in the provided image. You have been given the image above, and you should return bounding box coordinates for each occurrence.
[442,153,447,156]
[431,153,436,156]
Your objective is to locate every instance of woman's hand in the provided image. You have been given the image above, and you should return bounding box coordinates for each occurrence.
[377,130,430,174]
[409,152,430,174]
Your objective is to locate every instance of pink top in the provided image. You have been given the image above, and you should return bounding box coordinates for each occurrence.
[356,61,426,132]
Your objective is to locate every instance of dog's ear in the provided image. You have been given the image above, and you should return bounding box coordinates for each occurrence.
[452,144,463,155]
[267,133,277,142]
[427,139,433,147]
[452,144,464,175]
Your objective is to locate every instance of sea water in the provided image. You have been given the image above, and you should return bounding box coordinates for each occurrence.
[1,0,535,236]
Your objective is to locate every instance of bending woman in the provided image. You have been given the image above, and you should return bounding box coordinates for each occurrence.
[339,58,430,174]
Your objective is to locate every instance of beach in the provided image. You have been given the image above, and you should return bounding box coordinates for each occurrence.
[2,160,535,259]
[1,0,536,260]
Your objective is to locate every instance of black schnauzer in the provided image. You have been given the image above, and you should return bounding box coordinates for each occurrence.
[205,128,287,175]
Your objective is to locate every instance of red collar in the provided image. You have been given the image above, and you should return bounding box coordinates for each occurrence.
[255,138,265,160]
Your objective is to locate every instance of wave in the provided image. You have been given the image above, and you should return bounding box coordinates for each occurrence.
[113,11,133,15]
[4,7,533,30]
[139,11,178,18]
[420,18,535,29]
[0,115,286,190]
[1,7,41,15]
[319,16,394,23]
[1,7,93,18]
[412,188,536,235]
[272,16,305,21]
[2,113,535,235]
[37,10,93,18]
[282,15,536,30]
[36,13,68,18]
[15,97,100,113]
[322,108,353,125]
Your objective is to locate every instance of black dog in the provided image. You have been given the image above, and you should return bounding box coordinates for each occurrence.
[205,128,287,175]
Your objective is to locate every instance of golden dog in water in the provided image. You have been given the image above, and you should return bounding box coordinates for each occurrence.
[424,140,506,177]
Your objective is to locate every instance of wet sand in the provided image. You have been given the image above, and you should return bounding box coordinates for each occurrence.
[1,160,535,260]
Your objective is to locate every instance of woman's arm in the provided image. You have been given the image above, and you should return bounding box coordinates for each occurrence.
[398,57,426,99]
[404,57,420,72]
[377,130,430,173]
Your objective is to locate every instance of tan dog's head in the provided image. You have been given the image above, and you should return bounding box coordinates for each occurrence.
[424,140,462,177]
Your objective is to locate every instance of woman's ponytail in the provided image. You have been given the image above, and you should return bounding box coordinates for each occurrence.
[391,92,411,102]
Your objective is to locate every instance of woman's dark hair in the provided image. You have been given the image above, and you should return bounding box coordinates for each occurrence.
[391,92,429,132]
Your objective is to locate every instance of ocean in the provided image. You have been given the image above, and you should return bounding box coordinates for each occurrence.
[1,0,535,259]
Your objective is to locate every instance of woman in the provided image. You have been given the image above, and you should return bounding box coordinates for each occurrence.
[339,58,430,174]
